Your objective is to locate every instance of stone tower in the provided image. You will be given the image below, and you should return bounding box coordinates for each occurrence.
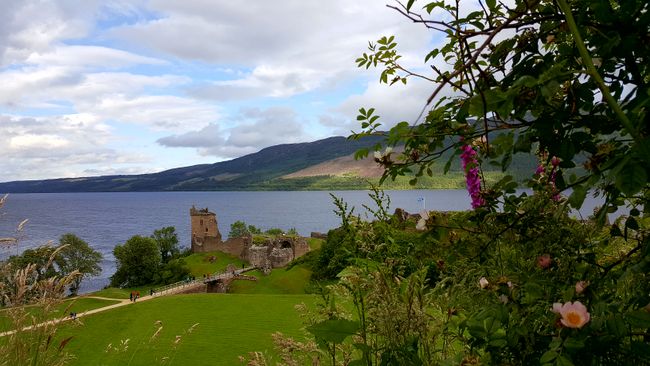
[190,205,222,252]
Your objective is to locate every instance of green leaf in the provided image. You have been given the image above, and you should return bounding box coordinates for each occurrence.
[555,355,574,366]
[540,350,558,364]
[615,160,647,196]
[563,337,584,350]
[486,0,496,11]
[568,184,587,209]
[406,0,416,11]
[626,310,650,328]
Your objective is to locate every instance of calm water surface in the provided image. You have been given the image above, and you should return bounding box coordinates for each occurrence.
[0,190,603,292]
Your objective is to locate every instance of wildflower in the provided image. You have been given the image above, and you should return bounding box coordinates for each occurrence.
[575,281,588,294]
[479,277,489,289]
[416,210,429,231]
[460,145,484,209]
[551,301,590,328]
[373,147,394,162]
[537,254,552,269]
[498,294,509,304]
[551,156,561,167]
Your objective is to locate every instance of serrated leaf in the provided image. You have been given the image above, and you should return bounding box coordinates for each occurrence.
[615,160,647,196]
[540,350,558,364]
[568,185,587,209]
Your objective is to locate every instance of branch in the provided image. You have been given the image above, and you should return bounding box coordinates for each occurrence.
[556,0,641,143]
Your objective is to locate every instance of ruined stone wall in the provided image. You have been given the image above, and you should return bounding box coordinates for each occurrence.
[247,246,270,268]
[219,237,249,257]
[190,206,222,252]
[191,236,221,253]
[270,247,294,268]
[291,237,310,258]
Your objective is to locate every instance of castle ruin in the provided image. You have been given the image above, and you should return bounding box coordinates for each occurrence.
[189,206,310,269]
[190,206,222,252]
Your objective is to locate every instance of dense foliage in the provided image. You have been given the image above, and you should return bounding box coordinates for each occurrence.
[151,226,181,264]
[4,233,102,296]
[56,233,102,295]
[111,235,161,287]
[266,0,650,365]
[111,227,190,288]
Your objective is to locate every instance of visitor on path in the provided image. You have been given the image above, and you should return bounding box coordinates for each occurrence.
[129,292,133,302]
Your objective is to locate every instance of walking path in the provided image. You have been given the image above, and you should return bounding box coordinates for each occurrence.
[0,266,257,338]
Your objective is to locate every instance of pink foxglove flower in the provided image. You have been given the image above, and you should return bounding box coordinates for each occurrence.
[551,301,590,328]
[460,145,484,209]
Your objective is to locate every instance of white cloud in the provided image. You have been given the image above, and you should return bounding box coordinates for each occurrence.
[0,0,444,181]
[0,114,151,180]
[323,78,434,134]
[157,106,310,158]
[112,0,433,99]
[24,45,166,68]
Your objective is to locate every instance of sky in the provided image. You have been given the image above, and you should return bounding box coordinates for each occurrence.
[1,0,440,182]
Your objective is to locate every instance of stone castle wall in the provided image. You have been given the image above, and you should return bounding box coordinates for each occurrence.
[190,206,222,252]
[189,206,310,268]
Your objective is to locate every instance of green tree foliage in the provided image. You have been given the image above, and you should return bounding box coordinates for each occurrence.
[56,233,102,296]
[355,0,649,218]
[264,228,285,236]
[155,258,191,284]
[110,235,161,287]
[151,226,180,264]
[7,246,58,281]
[229,220,250,238]
[286,0,650,364]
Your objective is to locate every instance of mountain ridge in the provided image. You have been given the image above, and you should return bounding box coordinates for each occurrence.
[0,135,387,193]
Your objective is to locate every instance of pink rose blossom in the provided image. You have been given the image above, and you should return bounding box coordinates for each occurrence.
[551,301,590,328]
[537,254,552,269]
[575,281,588,294]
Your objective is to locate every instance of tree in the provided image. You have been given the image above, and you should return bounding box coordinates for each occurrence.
[151,226,180,264]
[347,0,649,364]
[110,235,161,288]
[229,220,250,238]
[355,0,648,218]
[7,246,58,281]
[56,233,102,296]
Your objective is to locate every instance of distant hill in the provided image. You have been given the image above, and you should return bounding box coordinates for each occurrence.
[0,134,538,193]
[0,136,387,193]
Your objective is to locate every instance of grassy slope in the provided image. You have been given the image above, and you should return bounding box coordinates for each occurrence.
[0,297,120,332]
[229,266,312,294]
[182,251,247,278]
[59,294,315,366]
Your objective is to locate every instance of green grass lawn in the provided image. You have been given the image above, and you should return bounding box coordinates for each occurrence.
[58,293,315,366]
[307,237,323,250]
[230,265,312,294]
[183,251,247,278]
[0,297,120,332]
[91,286,155,300]
[89,251,246,300]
